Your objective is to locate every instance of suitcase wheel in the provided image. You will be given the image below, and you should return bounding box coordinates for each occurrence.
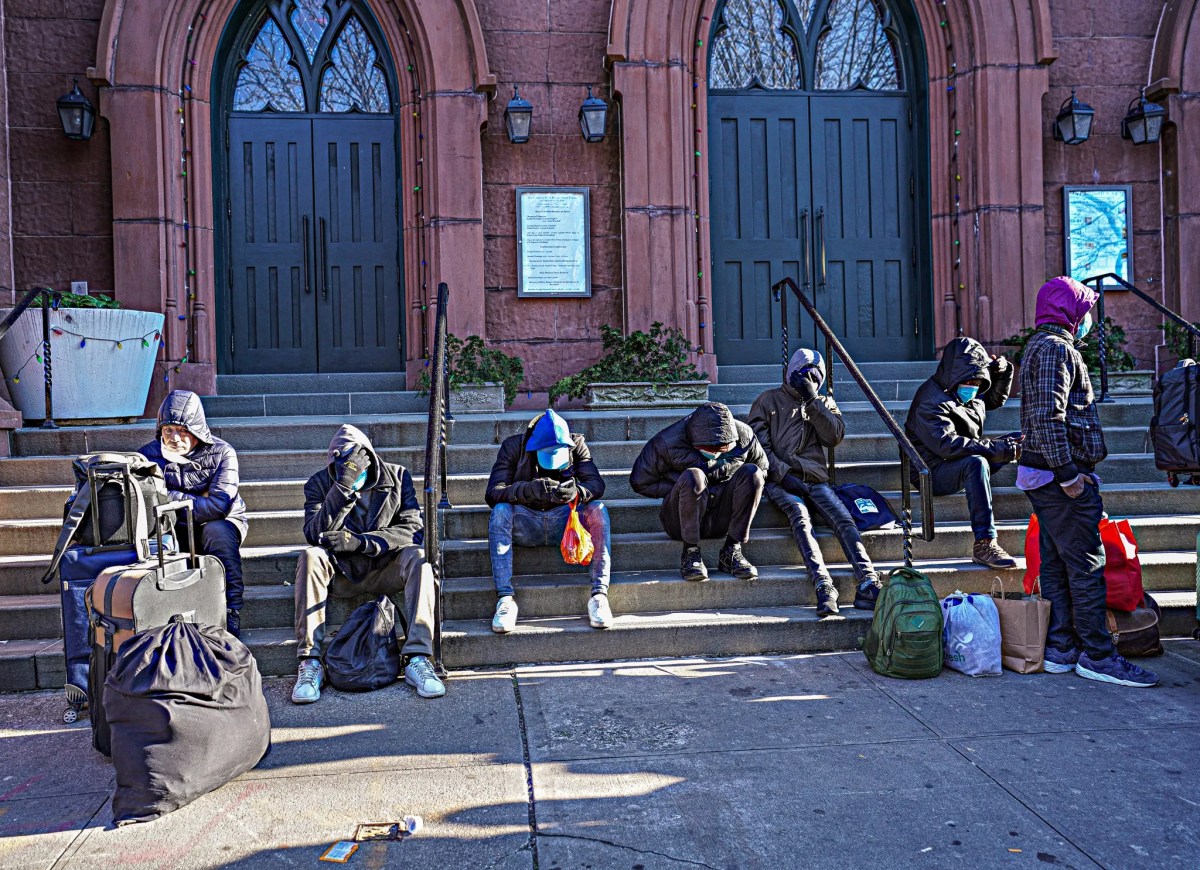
[62,706,80,724]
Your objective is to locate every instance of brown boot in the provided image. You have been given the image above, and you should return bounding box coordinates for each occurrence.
[972,537,1017,569]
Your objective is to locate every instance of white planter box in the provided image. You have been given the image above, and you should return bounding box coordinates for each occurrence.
[448,382,505,414]
[0,307,165,423]
[584,381,710,410]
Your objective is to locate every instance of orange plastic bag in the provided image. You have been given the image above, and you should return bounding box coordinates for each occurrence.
[560,498,594,566]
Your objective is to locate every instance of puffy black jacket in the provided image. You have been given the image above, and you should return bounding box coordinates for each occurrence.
[303,425,423,583]
[904,338,1016,472]
[630,402,768,499]
[485,414,605,510]
[139,391,248,538]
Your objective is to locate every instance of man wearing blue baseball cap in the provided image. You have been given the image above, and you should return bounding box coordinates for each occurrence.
[485,409,613,633]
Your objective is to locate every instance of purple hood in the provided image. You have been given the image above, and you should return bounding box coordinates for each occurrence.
[1034,276,1097,330]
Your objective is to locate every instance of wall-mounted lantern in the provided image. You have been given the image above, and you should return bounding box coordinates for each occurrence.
[504,86,533,144]
[1121,88,1166,146]
[578,86,609,143]
[57,79,96,141]
[1052,89,1094,145]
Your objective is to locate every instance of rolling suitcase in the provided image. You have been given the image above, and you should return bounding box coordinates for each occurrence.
[86,501,225,755]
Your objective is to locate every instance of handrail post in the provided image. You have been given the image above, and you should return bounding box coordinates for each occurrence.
[899,450,913,568]
[773,283,789,383]
[423,281,451,677]
[40,291,58,429]
[824,332,836,485]
[1090,278,1114,403]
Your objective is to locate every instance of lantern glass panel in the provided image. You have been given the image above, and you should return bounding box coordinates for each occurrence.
[505,108,531,143]
[581,106,606,141]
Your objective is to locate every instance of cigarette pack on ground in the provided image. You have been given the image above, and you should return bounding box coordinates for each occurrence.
[319,841,359,863]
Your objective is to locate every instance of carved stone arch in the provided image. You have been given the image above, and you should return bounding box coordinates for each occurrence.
[608,0,1054,367]
[1150,0,1200,323]
[91,0,494,401]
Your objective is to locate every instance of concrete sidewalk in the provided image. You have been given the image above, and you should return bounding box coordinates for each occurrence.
[2,643,1199,870]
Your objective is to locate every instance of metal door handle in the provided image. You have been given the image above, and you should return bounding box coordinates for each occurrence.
[301,216,311,294]
[318,217,328,300]
[814,207,826,292]
[799,207,810,293]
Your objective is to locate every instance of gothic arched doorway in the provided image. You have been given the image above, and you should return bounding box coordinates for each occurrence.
[707,0,930,364]
[216,0,403,374]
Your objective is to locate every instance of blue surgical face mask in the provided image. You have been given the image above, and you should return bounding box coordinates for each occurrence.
[956,385,980,404]
[698,448,724,461]
[1074,312,1093,340]
[352,469,368,491]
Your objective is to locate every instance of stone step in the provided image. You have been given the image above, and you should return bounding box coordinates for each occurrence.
[214,372,409,396]
[200,391,428,420]
[7,398,1156,460]
[6,591,1196,691]
[711,379,930,405]
[718,361,941,383]
[4,554,1198,642]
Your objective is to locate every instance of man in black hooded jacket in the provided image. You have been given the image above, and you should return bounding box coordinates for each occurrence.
[140,390,247,636]
[904,337,1022,569]
[630,402,768,581]
[290,424,443,704]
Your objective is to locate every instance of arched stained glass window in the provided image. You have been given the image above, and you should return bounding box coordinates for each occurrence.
[233,18,305,111]
[319,17,390,112]
[814,0,901,90]
[231,0,392,113]
[709,0,802,91]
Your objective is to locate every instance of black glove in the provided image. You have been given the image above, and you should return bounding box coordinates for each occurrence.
[989,355,1011,375]
[788,368,819,401]
[335,446,371,490]
[553,478,579,504]
[319,529,365,553]
[781,473,809,497]
[510,478,555,503]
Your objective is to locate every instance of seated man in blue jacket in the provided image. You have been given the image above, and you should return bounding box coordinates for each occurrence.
[904,338,1022,569]
[291,424,443,704]
[140,390,247,636]
[485,409,612,633]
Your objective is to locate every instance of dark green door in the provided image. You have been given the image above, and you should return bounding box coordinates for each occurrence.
[707,0,927,365]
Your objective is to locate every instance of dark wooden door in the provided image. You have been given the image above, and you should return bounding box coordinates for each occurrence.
[226,117,401,374]
[708,93,919,365]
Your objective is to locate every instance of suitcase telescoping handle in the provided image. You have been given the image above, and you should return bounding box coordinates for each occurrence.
[156,500,197,571]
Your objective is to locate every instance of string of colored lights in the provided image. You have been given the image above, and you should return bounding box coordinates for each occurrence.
[689,15,712,358]
[937,0,965,336]
[398,26,431,362]
[2,327,162,386]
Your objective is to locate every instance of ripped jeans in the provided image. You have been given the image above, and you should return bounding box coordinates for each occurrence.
[488,502,611,598]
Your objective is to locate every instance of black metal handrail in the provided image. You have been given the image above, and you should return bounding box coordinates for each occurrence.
[422,281,453,675]
[771,277,935,565]
[0,287,62,429]
[1084,273,1200,402]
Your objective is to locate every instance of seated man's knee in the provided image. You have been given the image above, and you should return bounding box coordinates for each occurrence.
[678,467,707,492]
[489,502,514,527]
[965,454,989,477]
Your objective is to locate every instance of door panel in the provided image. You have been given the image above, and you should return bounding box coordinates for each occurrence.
[709,96,817,366]
[313,118,402,373]
[228,117,316,374]
[809,95,916,361]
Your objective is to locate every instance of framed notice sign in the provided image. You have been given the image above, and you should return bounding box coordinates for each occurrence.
[516,187,591,298]
[1063,185,1132,288]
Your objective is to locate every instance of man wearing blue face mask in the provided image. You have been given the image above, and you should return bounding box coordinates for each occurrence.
[904,337,1022,569]
[485,410,612,633]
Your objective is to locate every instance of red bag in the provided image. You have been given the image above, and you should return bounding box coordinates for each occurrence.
[560,498,594,566]
[1022,514,1144,611]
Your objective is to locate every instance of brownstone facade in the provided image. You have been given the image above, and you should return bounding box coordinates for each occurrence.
[1,0,1198,418]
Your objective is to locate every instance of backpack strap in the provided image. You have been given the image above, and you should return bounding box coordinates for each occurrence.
[40,481,95,584]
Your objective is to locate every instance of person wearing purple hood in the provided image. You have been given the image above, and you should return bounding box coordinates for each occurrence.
[1018,276,1158,687]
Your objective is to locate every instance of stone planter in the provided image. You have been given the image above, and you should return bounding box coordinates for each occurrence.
[0,307,165,424]
[1090,370,1153,397]
[584,381,710,410]
[448,382,505,414]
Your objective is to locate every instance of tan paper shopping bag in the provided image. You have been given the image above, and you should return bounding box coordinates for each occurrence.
[991,577,1051,674]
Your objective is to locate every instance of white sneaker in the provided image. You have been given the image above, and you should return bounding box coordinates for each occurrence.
[291,658,324,704]
[588,593,613,629]
[404,655,446,698]
[492,596,518,634]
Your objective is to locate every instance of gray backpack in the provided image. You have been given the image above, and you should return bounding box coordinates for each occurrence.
[1150,360,1199,483]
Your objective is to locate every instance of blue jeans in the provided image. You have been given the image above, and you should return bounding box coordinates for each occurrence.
[930,455,998,541]
[489,502,611,597]
[766,482,877,588]
[1024,479,1115,660]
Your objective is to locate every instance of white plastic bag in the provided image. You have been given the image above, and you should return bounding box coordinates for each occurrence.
[940,591,1002,677]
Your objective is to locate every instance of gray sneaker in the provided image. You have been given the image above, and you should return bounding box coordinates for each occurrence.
[404,655,446,698]
[291,658,324,705]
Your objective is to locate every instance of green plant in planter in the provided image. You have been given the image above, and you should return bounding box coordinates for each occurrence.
[419,334,525,407]
[32,290,121,309]
[1000,315,1135,372]
[548,321,707,404]
[1163,320,1200,360]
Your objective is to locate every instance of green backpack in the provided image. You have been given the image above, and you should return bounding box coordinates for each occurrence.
[863,566,944,679]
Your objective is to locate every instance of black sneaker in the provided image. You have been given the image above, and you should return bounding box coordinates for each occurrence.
[718,543,758,579]
[853,579,882,610]
[815,582,840,618]
[681,546,708,582]
[226,609,242,638]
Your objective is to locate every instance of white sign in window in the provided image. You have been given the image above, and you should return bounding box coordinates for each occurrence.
[516,187,591,298]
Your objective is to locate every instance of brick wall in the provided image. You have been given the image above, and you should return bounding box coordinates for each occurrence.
[476,0,622,394]
[1042,0,1167,368]
[4,0,112,298]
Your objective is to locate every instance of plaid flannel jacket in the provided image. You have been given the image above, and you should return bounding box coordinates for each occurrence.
[1019,325,1107,480]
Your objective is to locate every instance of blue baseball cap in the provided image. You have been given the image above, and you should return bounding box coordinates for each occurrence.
[526,409,573,470]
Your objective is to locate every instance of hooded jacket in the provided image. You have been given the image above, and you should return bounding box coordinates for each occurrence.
[904,337,1016,471]
[485,413,605,510]
[303,425,423,582]
[1020,277,1107,479]
[139,390,248,537]
[748,349,843,484]
[630,402,769,499]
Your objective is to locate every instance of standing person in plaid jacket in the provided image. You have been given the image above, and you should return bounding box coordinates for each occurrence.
[1017,276,1158,688]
